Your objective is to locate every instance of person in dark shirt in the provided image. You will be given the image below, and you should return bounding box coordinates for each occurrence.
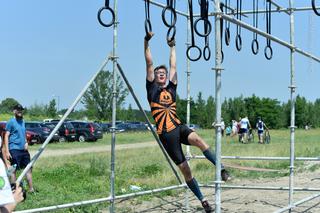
[144,32,230,212]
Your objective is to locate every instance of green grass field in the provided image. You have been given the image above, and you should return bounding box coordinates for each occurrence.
[16,128,320,212]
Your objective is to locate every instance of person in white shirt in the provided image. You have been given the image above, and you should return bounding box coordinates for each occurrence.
[231,120,238,136]
[0,136,24,213]
[239,116,251,143]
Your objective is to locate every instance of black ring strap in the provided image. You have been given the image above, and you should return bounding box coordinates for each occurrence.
[251,0,259,55]
[225,28,230,46]
[97,0,115,27]
[144,0,152,34]
[167,26,176,42]
[203,45,211,61]
[265,0,273,60]
[235,0,242,51]
[264,45,273,60]
[194,0,211,37]
[236,34,242,51]
[312,0,320,16]
[187,0,202,61]
[251,39,259,55]
[162,0,177,28]
[224,0,231,46]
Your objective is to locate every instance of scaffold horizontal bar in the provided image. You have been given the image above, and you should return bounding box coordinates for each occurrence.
[146,0,189,17]
[200,184,320,192]
[14,184,187,213]
[192,155,320,161]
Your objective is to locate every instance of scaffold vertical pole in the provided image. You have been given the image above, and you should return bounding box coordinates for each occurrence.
[185,13,191,212]
[214,0,222,212]
[110,0,118,212]
[288,0,296,212]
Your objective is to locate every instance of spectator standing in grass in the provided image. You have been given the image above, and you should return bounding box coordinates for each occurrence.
[221,119,225,137]
[231,120,238,137]
[144,32,230,213]
[2,104,35,193]
[239,116,251,143]
[256,117,268,144]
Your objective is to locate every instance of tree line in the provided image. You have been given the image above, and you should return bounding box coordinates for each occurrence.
[1,70,319,129]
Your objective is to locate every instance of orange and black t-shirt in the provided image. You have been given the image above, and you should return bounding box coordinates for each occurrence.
[146,80,181,134]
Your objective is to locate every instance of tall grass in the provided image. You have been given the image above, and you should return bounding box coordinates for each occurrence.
[15,128,320,212]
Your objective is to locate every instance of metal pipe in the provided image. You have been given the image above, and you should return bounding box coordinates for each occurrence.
[16,57,110,183]
[15,184,187,213]
[228,6,320,15]
[109,0,118,211]
[220,13,320,63]
[146,0,189,17]
[274,192,320,213]
[214,0,223,212]
[200,184,320,192]
[184,13,191,212]
[191,155,320,161]
[288,1,296,212]
[116,62,183,184]
[269,0,290,15]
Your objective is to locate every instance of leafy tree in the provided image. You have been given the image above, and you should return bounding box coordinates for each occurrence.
[295,95,308,128]
[313,99,320,128]
[176,95,187,124]
[27,103,47,119]
[194,92,207,127]
[81,70,128,120]
[0,98,20,113]
[46,99,57,118]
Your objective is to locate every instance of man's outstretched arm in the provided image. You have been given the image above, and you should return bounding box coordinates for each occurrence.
[168,40,177,84]
[144,32,154,82]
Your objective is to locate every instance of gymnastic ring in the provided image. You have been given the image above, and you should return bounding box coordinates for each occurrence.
[264,45,273,60]
[221,50,224,63]
[194,18,212,37]
[162,6,177,27]
[167,26,176,42]
[97,6,115,27]
[235,34,242,51]
[203,45,211,61]
[251,39,259,55]
[225,27,230,46]
[187,45,202,61]
[312,0,320,16]
[145,20,152,35]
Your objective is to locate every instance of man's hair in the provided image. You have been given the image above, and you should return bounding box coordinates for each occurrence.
[154,65,168,74]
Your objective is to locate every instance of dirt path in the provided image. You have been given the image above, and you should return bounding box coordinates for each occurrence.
[29,141,157,158]
[115,171,320,213]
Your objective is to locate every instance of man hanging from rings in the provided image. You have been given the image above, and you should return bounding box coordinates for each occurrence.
[144,32,230,212]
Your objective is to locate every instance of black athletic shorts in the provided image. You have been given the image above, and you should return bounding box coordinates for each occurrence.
[10,149,31,170]
[159,124,194,165]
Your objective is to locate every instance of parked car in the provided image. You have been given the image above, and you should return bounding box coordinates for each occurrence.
[26,130,41,145]
[98,122,112,133]
[0,121,41,145]
[126,122,148,131]
[0,121,6,139]
[116,122,148,132]
[70,121,103,142]
[46,121,77,142]
[25,121,60,143]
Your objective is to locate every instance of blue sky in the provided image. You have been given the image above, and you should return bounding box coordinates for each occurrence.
[0,1,319,111]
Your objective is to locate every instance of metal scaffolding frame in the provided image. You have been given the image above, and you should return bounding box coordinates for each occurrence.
[15,0,320,213]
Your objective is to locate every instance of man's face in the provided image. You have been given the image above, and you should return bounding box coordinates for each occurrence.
[154,68,167,85]
[14,109,23,119]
